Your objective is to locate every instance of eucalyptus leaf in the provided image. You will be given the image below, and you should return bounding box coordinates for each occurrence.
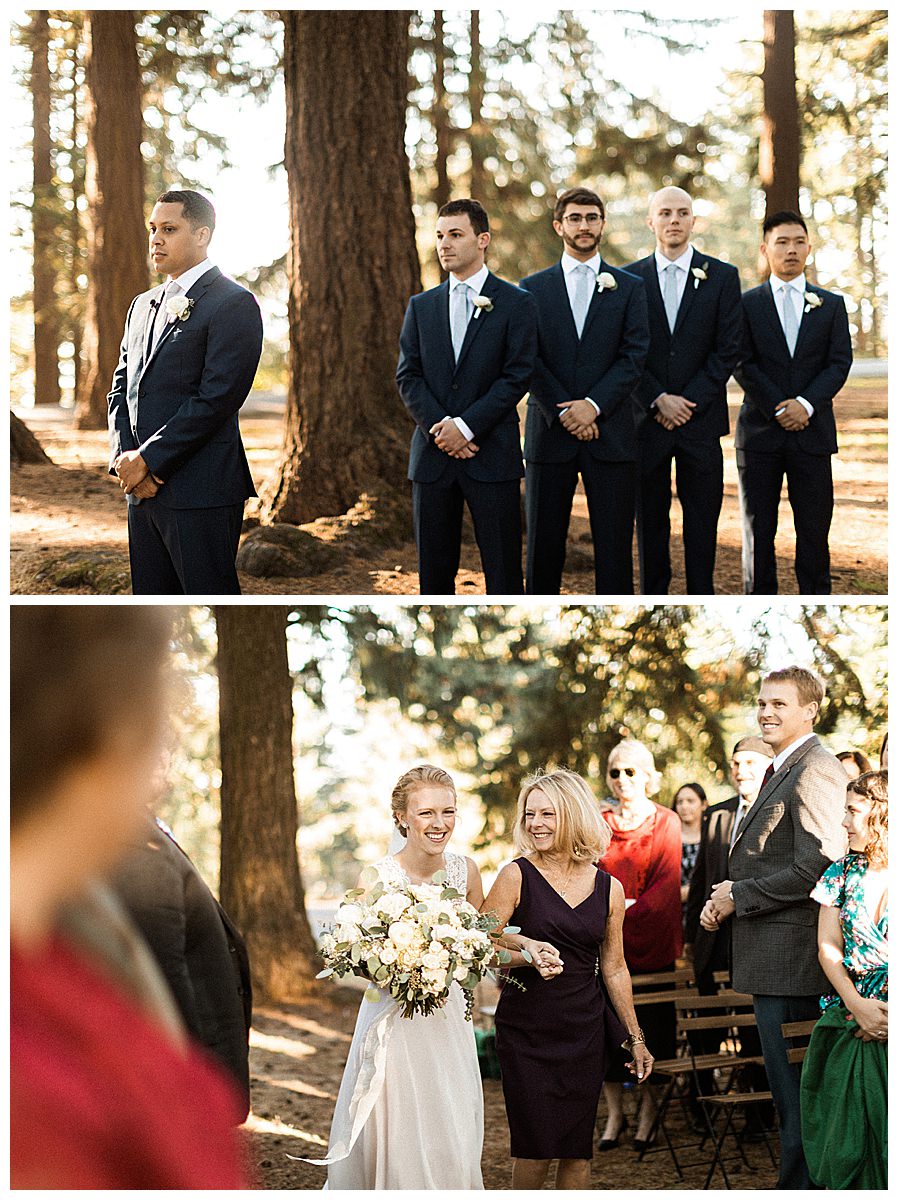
[315,968,333,979]
[431,869,447,884]
[363,987,382,1003]
[521,949,533,963]
[504,925,521,934]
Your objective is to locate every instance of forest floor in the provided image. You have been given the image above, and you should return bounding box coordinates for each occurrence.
[240,984,780,1190]
[11,379,886,596]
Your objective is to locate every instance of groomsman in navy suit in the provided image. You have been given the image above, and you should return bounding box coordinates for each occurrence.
[734,211,852,594]
[626,187,742,594]
[397,199,536,594]
[107,190,262,595]
[520,187,649,594]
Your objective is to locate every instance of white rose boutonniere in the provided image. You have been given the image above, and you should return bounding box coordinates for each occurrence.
[692,262,710,289]
[804,292,823,313]
[166,293,195,322]
[471,295,494,319]
[596,271,617,293]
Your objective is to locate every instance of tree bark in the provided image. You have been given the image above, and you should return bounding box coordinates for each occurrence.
[75,11,146,430]
[11,412,54,464]
[468,11,485,202]
[265,12,421,531]
[433,11,452,215]
[31,11,62,406]
[216,605,319,1002]
[760,10,800,218]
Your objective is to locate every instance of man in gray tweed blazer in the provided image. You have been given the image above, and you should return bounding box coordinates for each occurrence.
[700,666,847,1189]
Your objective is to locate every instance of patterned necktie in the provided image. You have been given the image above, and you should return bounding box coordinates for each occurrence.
[450,282,471,362]
[570,263,592,338]
[663,262,680,333]
[760,762,775,792]
[730,800,751,847]
[780,284,799,355]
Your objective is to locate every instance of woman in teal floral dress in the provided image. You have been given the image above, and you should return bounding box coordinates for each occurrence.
[801,769,888,1189]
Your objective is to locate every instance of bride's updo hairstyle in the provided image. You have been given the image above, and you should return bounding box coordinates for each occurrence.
[391,764,457,836]
[514,769,611,862]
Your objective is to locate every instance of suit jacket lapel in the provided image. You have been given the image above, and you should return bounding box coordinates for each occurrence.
[761,281,791,355]
[673,255,700,334]
[642,260,670,339]
[580,259,613,341]
[792,285,820,357]
[453,271,499,374]
[141,286,166,367]
[731,737,818,849]
[552,261,580,342]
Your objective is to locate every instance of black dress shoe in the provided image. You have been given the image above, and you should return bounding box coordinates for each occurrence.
[598,1117,628,1151]
[632,1132,657,1153]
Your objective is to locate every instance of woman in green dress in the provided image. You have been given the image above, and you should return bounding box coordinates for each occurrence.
[801,769,888,1189]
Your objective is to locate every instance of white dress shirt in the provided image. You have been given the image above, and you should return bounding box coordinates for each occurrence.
[560,252,601,415]
[445,264,490,442]
[163,257,213,310]
[769,271,813,416]
[771,731,816,773]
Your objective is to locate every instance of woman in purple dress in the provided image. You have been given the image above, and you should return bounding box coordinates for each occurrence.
[483,769,653,1189]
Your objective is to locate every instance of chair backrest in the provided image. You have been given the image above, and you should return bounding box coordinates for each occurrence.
[782,1018,819,1064]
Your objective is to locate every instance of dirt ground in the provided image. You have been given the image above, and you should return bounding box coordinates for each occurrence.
[10,381,886,595]
[240,985,780,1190]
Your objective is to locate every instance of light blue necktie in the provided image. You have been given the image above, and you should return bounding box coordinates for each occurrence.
[450,282,471,361]
[571,264,592,338]
[663,262,680,333]
[780,284,799,356]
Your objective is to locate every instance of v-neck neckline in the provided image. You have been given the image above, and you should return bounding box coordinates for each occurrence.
[525,857,598,911]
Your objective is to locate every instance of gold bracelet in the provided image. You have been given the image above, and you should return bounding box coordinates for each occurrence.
[621,1028,646,1051]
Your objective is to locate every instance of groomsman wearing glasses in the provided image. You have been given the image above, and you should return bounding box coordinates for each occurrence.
[625,187,742,595]
[520,187,649,594]
[734,211,852,594]
[397,199,536,594]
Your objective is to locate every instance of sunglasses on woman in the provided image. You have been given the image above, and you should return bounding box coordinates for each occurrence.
[609,767,637,779]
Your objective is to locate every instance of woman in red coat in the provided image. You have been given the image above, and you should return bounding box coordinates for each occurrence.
[11,607,249,1190]
[598,739,683,1151]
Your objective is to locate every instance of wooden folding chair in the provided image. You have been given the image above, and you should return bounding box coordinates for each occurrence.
[782,1018,819,1065]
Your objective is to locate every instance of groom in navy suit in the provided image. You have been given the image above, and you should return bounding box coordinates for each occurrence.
[396,199,536,594]
[734,211,852,594]
[108,190,263,595]
[625,187,742,594]
[520,187,649,594]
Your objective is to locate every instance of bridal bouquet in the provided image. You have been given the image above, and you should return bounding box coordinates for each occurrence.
[317,869,515,1019]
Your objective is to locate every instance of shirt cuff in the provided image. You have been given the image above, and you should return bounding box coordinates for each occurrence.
[795,395,814,417]
[451,416,475,442]
[584,397,600,416]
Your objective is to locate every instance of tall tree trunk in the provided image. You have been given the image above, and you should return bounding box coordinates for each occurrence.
[760,10,800,218]
[433,11,451,215]
[468,11,485,202]
[75,11,146,430]
[265,12,421,532]
[216,605,319,1002]
[67,20,85,394]
[31,11,61,406]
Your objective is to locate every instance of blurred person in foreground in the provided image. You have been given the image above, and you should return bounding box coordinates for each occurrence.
[11,607,248,1189]
[110,812,253,1118]
[836,749,872,780]
[801,769,888,1189]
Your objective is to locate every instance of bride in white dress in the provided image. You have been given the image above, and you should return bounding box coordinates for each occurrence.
[320,765,485,1190]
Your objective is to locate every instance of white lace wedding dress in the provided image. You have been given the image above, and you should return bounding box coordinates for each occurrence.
[320,852,484,1189]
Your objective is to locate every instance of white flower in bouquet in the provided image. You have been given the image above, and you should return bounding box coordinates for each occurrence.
[377,892,412,920]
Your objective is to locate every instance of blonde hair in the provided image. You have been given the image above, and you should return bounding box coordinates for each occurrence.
[764,666,825,709]
[606,739,662,798]
[391,764,456,837]
[848,769,888,869]
[514,769,611,862]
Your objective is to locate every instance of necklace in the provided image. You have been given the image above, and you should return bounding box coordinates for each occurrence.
[536,855,575,898]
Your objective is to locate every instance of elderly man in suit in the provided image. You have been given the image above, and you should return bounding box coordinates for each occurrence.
[734,211,852,594]
[684,736,774,1129]
[625,187,742,594]
[700,667,847,1189]
[108,189,263,595]
[396,198,536,594]
[109,814,253,1120]
[519,186,649,594]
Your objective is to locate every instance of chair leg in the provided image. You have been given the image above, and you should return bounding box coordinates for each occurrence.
[701,1102,733,1190]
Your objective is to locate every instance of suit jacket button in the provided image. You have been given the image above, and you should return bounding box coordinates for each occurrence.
[451,384,459,391]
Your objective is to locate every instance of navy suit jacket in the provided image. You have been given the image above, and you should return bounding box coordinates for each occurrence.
[518,261,649,464]
[734,281,852,456]
[396,271,536,484]
[107,266,263,508]
[624,252,742,468]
